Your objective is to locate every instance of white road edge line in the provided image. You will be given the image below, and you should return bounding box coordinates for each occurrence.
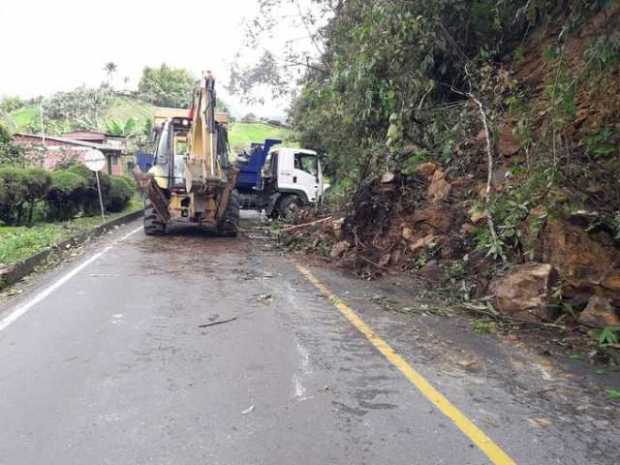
[0,225,143,333]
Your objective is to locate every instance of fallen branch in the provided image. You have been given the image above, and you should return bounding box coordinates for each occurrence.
[198,317,238,329]
[451,76,501,260]
[470,94,501,259]
[281,216,334,233]
[358,255,393,273]
[460,302,569,331]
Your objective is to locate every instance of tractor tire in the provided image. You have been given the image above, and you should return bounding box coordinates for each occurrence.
[143,199,166,236]
[217,190,241,237]
[277,195,303,222]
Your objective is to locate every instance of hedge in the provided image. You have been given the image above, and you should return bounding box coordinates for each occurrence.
[67,164,112,216]
[105,176,134,212]
[0,167,51,225]
[0,164,136,225]
[45,171,88,221]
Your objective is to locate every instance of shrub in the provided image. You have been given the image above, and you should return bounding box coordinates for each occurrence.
[115,175,137,191]
[105,176,134,212]
[66,164,112,216]
[0,124,25,166]
[45,170,88,221]
[0,167,50,225]
[22,168,51,225]
[0,167,28,225]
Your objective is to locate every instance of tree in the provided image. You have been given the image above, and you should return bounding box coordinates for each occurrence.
[241,112,258,123]
[106,118,137,137]
[43,85,112,130]
[103,62,118,88]
[0,96,25,114]
[0,124,24,166]
[137,64,196,108]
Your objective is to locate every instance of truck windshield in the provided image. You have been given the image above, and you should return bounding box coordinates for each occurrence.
[294,153,318,176]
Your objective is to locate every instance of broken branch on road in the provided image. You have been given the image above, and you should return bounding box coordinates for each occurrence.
[198,317,238,329]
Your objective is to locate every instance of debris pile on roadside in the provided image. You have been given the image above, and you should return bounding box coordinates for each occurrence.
[278,7,620,364]
[279,157,620,350]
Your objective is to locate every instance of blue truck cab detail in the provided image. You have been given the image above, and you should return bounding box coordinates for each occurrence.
[235,138,281,194]
[136,151,155,173]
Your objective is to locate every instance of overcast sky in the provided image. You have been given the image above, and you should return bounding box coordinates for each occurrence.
[0,0,295,117]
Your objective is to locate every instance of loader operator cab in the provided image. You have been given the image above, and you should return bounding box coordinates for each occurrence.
[151,116,231,191]
[151,117,191,189]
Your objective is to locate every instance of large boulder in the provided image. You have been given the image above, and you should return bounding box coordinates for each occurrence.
[411,206,454,234]
[490,263,558,322]
[427,169,452,203]
[542,219,620,297]
[578,295,620,328]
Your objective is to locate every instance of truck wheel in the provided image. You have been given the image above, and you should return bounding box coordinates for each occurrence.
[144,199,166,236]
[218,190,240,237]
[278,195,302,221]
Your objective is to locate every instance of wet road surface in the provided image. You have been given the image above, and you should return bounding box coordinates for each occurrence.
[1,220,618,464]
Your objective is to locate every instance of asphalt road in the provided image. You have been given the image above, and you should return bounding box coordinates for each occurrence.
[1,220,618,465]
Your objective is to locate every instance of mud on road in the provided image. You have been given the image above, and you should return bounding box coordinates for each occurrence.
[0,214,618,465]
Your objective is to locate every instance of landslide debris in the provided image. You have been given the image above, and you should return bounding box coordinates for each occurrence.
[280,6,620,353]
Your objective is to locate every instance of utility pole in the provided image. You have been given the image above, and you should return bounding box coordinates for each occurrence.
[39,98,46,145]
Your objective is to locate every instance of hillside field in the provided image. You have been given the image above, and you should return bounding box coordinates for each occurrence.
[4,97,293,153]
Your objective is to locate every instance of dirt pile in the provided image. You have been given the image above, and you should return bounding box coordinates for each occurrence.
[281,5,620,332]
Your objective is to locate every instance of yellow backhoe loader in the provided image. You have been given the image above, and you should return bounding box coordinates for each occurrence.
[134,72,240,236]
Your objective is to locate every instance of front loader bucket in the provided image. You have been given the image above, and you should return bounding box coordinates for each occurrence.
[132,167,170,223]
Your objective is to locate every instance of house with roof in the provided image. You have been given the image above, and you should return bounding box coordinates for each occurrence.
[12,132,126,175]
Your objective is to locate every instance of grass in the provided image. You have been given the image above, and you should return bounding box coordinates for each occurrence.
[229,122,295,153]
[7,97,156,133]
[7,106,39,130]
[0,195,142,267]
[104,96,156,129]
[7,97,294,154]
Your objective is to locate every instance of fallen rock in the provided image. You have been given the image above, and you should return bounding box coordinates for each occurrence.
[542,219,620,294]
[330,240,351,259]
[468,205,486,224]
[602,273,620,293]
[331,218,345,240]
[415,162,438,178]
[378,253,392,267]
[409,235,437,255]
[402,226,414,241]
[420,260,441,281]
[578,295,620,328]
[490,263,558,322]
[391,248,403,265]
[460,223,477,236]
[427,169,452,203]
[497,125,521,156]
[411,206,454,234]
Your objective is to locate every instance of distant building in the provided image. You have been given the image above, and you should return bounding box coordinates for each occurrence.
[13,132,125,175]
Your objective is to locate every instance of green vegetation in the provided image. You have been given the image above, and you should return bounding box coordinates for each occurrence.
[229,122,294,153]
[6,106,38,131]
[472,319,497,335]
[0,124,24,164]
[0,197,141,266]
[137,64,197,108]
[0,159,137,224]
[0,166,51,225]
[104,96,155,130]
[0,96,25,114]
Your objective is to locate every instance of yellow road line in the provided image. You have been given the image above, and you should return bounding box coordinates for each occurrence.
[295,263,517,465]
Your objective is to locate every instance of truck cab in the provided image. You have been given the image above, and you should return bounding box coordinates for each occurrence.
[261,147,328,219]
